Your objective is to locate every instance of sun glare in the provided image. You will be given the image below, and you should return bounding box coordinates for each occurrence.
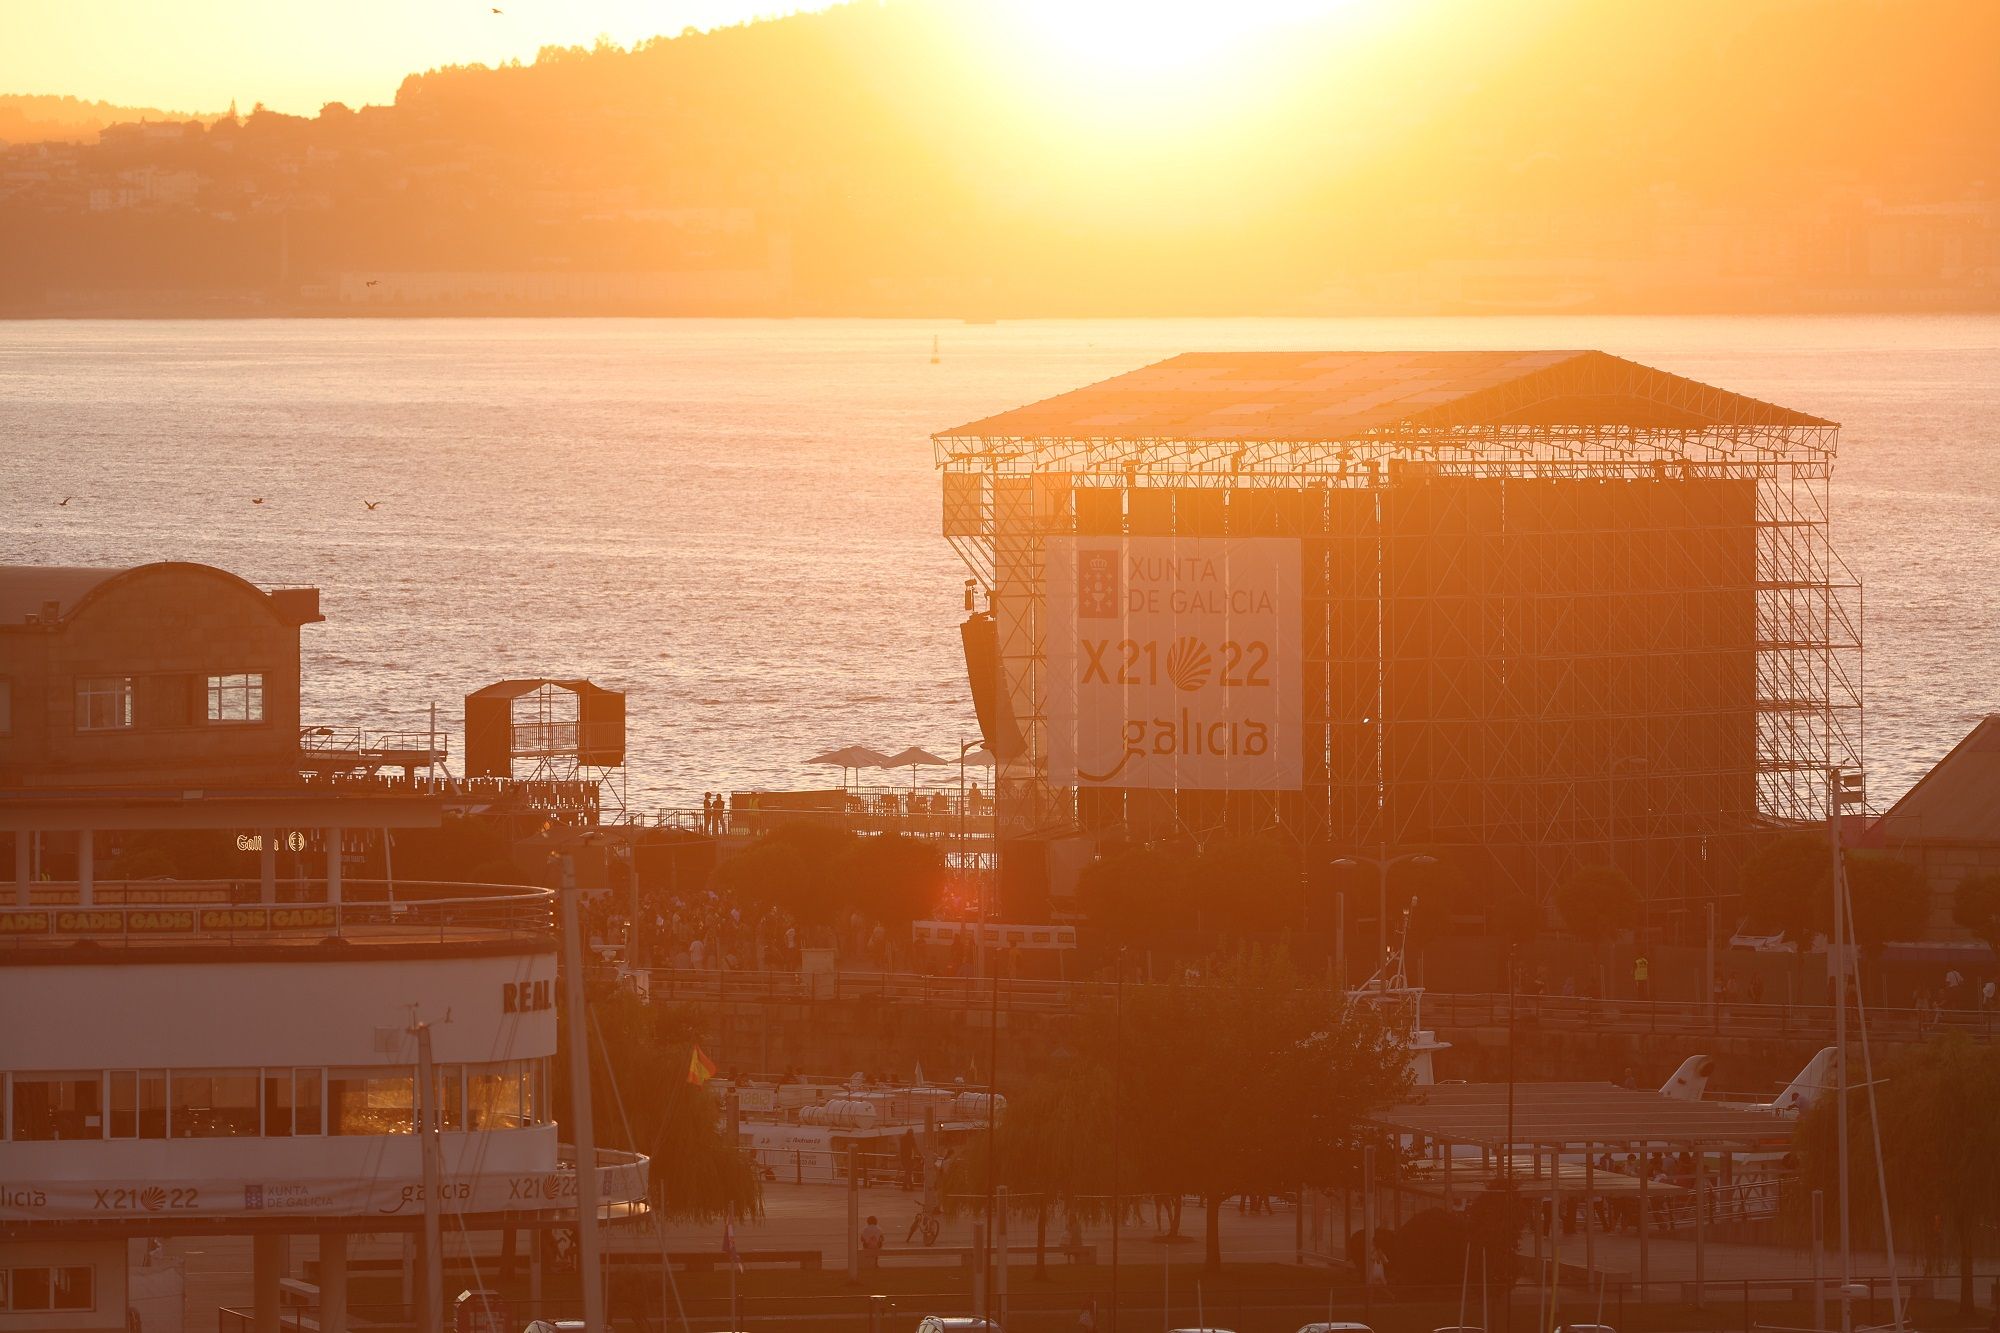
[1009,0,1370,81]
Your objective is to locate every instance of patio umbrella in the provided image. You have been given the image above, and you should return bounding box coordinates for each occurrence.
[805,745,892,788]
[881,746,950,793]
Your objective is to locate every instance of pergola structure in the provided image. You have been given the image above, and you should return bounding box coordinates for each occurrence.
[1357,1081,1795,1301]
[937,350,1863,913]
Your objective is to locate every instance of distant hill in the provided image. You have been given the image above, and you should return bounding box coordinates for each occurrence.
[0,94,216,144]
[0,0,1995,315]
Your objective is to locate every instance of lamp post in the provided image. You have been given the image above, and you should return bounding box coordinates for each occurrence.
[1331,851,1439,977]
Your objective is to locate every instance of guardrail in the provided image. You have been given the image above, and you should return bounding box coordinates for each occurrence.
[0,879,553,950]
[630,966,2000,1043]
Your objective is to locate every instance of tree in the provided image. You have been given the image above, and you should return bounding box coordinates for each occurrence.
[831,833,945,927]
[1553,865,1641,944]
[1076,842,1195,946]
[941,1060,1119,1275]
[1190,835,1300,934]
[1792,1032,2000,1313]
[1740,832,1828,947]
[561,985,762,1224]
[1841,853,1928,957]
[1117,946,1412,1269]
[1950,872,2000,954]
[707,819,850,924]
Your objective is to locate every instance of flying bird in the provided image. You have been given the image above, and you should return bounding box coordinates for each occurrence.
[58,497,71,506]
[491,6,503,12]
[365,279,380,287]
[251,497,265,505]
[363,500,382,511]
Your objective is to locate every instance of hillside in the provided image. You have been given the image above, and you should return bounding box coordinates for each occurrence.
[0,0,1994,315]
[0,94,215,144]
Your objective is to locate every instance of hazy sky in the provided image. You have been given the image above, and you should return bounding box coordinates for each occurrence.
[1,0,838,115]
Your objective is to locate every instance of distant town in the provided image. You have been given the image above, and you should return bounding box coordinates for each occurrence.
[1,0,1996,317]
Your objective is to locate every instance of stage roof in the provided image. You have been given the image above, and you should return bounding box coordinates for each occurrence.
[937,350,1834,445]
[1373,1081,1793,1149]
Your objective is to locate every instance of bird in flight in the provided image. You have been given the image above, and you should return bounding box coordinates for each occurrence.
[363,500,383,511]
[365,279,380,287]
[491,6,503,12]
[252,497,266,505]
[58,497,71,506]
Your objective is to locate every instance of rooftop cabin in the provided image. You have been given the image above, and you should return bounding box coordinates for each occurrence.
[0,561,322,790]
[0,560,460,909]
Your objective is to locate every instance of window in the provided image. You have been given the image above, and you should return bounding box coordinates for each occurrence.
[264,1070,293,1136]
[140,1070,167,1137]
[294,1067,323,1136]
[168,1070,260,1138]
[75,677,133,731]
[467,1060,538,1130]
[9,1073,101,1140]
[428,1066,464,1132]
[108,1070,165,1138]
[110,1071,135,1138]
[262,1067,325,1136]
[3,1266,94,1313]
[206,672,264,723]
[327,1070,414,1135]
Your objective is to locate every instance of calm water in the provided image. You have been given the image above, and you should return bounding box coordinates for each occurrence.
[2,316,1995,812]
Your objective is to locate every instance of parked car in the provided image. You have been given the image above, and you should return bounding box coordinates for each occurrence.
[1298,1324,1376,1333]
[1553,1323,1617,1333]
[520,1323,584,1333]
[916,1319,1003,1333]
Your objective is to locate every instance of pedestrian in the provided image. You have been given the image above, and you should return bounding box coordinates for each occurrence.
[861,1214,884,1268]
[1077,1298,1098,1333]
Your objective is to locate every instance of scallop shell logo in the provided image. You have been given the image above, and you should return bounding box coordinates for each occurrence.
[139,1186,168,1212]
[1165,637,1212,692]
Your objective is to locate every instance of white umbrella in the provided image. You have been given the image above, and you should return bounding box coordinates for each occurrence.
[806,746,892,788]
[881,746,950,794]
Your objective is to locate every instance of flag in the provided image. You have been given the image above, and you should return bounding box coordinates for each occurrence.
[688,1045,718,1086]
[722,1216,745,1273]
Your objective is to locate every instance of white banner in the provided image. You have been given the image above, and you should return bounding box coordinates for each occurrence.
[1047,536,1302,790]
[0,1157,649,1222]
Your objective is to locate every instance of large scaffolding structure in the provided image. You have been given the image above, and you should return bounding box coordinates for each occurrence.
[936,351,1861,915]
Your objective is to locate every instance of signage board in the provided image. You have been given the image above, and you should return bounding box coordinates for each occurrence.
[1045,536,1302,790]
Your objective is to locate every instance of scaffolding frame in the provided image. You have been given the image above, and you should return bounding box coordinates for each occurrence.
[938,355,1861,910]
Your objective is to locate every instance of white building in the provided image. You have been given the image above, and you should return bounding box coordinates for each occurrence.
[0,881,645,1333]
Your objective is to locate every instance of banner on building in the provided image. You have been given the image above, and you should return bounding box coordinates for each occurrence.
[0,1156,649,1222]
[1046,536,1302,790]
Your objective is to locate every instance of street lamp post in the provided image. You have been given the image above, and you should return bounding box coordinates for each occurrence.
[1331,850,1439,977]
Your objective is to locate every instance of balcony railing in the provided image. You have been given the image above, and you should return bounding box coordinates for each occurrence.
[0,879,553,951]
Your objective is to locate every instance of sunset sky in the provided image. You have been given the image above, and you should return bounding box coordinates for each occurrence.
[1,0,1361,116]
[1,0,833,113]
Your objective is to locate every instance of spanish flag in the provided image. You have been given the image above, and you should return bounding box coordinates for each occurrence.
[688,1045,718,1086]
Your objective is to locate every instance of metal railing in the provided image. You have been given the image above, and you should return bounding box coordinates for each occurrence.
[0,879,553,950]
[628,966,2000,1042]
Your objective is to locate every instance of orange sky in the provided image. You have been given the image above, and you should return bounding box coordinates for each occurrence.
[0,0,837,114]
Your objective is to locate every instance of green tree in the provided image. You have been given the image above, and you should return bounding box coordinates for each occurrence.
[562,985,762,1224]
[1077,842,1195,945]
[1191,835,1301,933]
[708,819,851,924]
[1740,832,1829,947]
[1792,1032,2000,1312]
[1950,871,2000,954]
[1842,853,1928,957]
[1553,865,1641,943]
[1118,946,1412,1269]
[941,1060,1120,1275]
[831,832,944,927]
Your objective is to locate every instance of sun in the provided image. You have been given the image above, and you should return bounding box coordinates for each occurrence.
[1005,0,1371,83]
